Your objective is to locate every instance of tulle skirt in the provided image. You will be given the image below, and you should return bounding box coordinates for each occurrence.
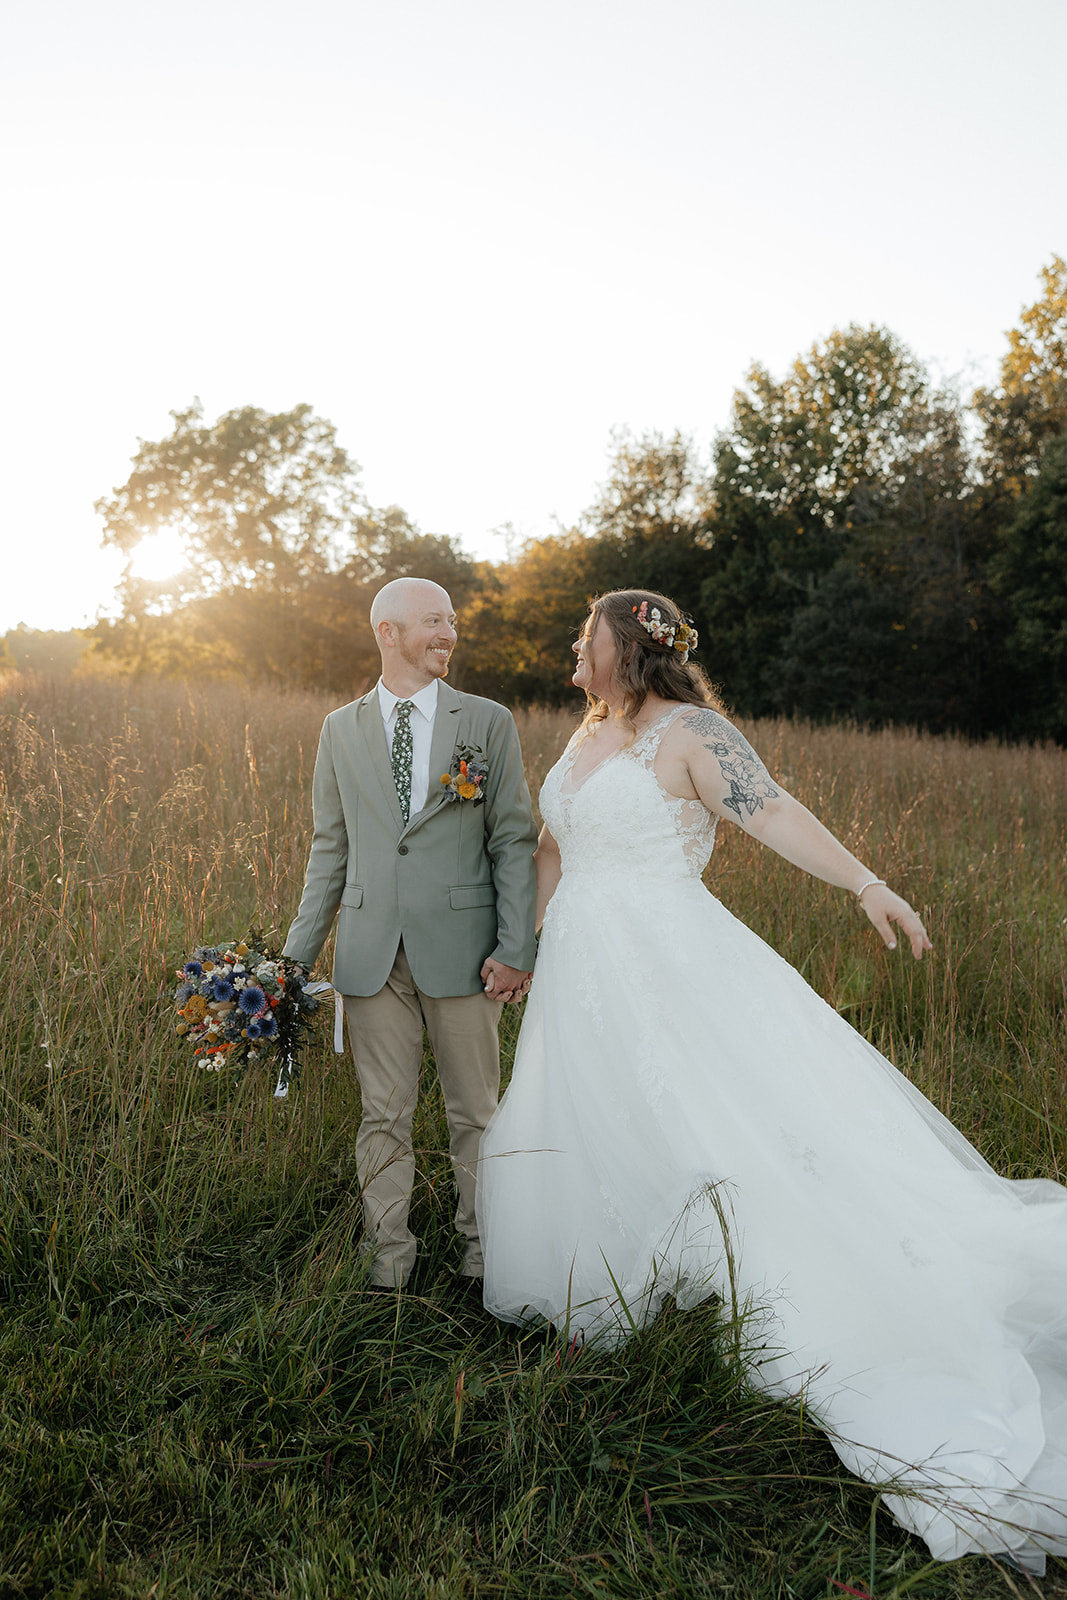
[478,868,1067,1571]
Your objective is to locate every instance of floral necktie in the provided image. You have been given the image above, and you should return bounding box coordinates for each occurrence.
[391,700,415,823]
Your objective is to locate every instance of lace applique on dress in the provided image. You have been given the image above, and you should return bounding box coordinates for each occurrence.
[544,708,718,883]
[576,947,605,1035]
[623,709,718,879]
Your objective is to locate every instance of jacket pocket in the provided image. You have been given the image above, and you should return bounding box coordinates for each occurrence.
[341,885,364,908]
[448,884,495,910]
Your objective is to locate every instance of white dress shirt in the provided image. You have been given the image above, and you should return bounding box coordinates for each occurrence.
[376,678,440,818]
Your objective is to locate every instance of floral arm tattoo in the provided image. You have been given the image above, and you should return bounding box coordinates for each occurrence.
[682,709,780,821]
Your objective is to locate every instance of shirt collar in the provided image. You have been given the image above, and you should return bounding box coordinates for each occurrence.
[376,677,440,722]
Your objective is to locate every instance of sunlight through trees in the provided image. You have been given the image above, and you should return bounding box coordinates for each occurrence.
[70,259,1067,744]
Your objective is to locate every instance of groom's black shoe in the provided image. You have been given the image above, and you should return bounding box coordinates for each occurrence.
[364,1262,412,1294]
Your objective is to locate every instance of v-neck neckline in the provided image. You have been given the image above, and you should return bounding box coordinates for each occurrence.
[561,706,682,796]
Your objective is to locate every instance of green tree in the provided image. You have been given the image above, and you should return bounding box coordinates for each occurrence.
[98,400,368,602]
[774,562,905,723]
[811,395,998,734]
[988,433,1067,742]
[91,401,477,693]
[575,430,715,615]
[93,400,370,685]
[461,532,599,704]
[716,325,959,579]
[462,432,717,704]
[975,256,1067,496]
[707,326,994,727]
[697,497,797,714]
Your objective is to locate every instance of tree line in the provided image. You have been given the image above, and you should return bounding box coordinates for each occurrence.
[85,256,1067,743]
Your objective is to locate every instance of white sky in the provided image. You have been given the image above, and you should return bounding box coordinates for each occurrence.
[2,0,1065,633]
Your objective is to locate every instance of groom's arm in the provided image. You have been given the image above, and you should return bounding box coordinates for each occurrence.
[479,706,539,974]
[282,716,349,970]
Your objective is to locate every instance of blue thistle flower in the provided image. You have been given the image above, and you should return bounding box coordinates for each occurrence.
[184,961,203,978]
[256,1013,278,1039]
[175,982,194,1004]
[211,976,236,1002]
[246,1020,263,1039]
[238,985,266,1016]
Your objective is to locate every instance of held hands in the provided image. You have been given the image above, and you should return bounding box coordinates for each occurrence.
[481,957,533,1005]
[859,884,933,960]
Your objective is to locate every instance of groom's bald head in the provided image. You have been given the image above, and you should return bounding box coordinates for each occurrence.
[370,577,452,633]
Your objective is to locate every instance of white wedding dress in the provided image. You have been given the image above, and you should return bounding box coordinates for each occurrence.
[478,708,1067,1572]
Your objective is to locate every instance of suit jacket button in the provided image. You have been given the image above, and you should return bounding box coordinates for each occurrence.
[397,844,408,855]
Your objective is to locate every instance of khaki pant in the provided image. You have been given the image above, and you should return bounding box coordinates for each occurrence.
[342,942,503,1287]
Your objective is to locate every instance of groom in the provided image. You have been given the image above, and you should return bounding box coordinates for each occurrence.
[283,577,538,1288]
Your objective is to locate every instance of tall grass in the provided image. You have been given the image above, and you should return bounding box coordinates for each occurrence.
[1,670,1064,1599]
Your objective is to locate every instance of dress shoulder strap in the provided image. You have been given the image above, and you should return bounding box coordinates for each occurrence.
[628,704,692,764]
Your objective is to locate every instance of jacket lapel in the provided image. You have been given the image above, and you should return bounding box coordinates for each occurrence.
[355,692,406,832]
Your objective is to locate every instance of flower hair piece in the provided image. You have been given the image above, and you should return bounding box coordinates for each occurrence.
[632,601,699,663]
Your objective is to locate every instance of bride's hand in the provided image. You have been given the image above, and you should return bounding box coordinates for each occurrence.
[860,884,933,959]
[481,957,533,1003]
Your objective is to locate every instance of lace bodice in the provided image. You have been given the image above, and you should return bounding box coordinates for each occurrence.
[540,707,717,880]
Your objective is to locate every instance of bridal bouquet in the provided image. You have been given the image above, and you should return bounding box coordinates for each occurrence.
[173,936,324,1096]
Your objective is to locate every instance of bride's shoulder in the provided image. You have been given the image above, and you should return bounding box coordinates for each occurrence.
[671,701,730,729]
[650,698,721,730]
[664,705,775,788]
[657,702,744,750]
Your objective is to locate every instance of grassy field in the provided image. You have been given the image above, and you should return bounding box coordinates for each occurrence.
[1,671,1065,1600]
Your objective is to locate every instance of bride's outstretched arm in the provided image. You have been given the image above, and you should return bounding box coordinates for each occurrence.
[676,709,933,960]
[534,824,562,930]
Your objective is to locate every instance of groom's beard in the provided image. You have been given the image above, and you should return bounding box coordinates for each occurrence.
[398,634,453,679]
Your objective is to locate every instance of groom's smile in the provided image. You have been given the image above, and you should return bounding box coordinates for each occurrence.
[401,623,456,681]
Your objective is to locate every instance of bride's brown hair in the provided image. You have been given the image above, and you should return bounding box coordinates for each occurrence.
[580,588,723,735]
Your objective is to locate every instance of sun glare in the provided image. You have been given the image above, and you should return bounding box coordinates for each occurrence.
[129,529,189,582]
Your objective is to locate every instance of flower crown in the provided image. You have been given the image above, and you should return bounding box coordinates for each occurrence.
[632,601,699,662]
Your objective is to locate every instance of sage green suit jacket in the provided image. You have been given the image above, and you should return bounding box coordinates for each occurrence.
[283,683,539,998]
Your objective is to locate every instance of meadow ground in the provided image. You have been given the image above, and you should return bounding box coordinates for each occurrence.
[1,671,1065,1600]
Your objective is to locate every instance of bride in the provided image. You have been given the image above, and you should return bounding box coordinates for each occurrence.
[477,587,1067,1573]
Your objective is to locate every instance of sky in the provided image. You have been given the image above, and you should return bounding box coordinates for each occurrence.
[2,0,1065,634]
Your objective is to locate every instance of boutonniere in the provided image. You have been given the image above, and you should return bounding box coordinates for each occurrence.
[440,744,488,804]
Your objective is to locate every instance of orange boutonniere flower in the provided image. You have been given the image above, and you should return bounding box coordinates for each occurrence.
[441,745,489,805]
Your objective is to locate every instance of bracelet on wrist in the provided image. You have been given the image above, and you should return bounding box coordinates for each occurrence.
[855,876,887,901]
